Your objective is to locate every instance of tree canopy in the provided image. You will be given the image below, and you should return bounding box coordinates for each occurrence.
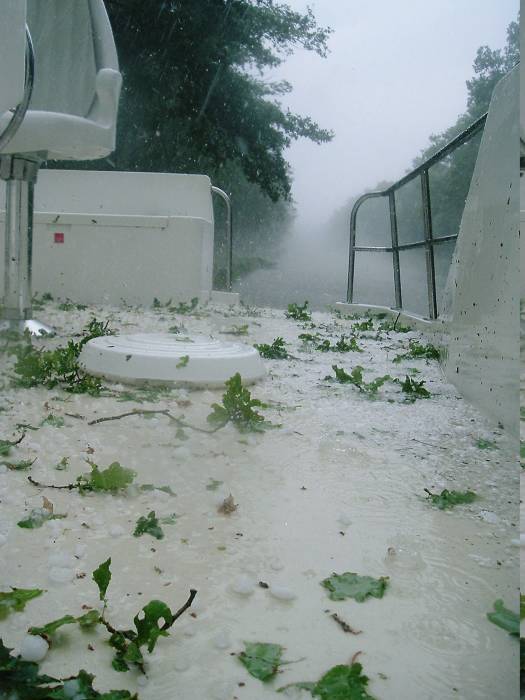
[104,0,333,201]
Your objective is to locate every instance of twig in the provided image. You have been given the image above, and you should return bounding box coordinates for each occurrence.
[411,438,447,450]
[28,475,77,490]
[350,650,363,665]
[330,612,362,635]
[87,409,220,434]
[164,588,198,628]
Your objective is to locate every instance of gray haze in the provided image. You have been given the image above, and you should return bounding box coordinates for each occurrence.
[235,0,518,310]
[276,0,518,231]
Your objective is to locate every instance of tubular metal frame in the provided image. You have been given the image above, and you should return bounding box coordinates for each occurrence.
[211,185,233,291]
[347,112,487,319]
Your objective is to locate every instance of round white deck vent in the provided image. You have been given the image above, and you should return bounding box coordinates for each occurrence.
[79,333,265,387]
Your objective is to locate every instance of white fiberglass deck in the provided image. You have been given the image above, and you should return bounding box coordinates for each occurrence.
[0,301,518,699]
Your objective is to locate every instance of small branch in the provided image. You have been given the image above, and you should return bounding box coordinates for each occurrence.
[350,650,363,665]
[411,438,447,450]
[330,612,362,635]
[28,475,78,491]
[164,588,197,629]
[88,409,220,434]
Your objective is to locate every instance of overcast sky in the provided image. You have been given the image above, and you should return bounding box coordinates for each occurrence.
[270,0,519,230]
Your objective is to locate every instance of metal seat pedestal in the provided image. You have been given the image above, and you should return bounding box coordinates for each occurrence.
[0,154,54,336]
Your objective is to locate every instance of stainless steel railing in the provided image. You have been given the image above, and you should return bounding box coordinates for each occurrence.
[347,112,487,319]
[211,185,233,291]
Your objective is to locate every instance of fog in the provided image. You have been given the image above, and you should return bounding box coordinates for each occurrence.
[234,0,518,311]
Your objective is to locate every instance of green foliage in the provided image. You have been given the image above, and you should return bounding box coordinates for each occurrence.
[0,433,25,456]
[332,336,363,353]
[77,461,136,494]
[29,615,78,637]
[109,600,177,672]
[377,320,411,333]
[238,642,284,682]
[279,662,375,699]
[393,340,440,364]
[286,301,311,321]
[0,588,43,620]
[32,292,54,310]
[17,508,66,529]
[255,337,289,359]
[93,558,112,602]
[321,572,389,602]
[58,299,88,311]
[207,373,273,432]
[476,438,497,450]
[397,375,431,400]
[173,297,199,315]
[41,414,65,428]
[424,488,477,510]
[487,600,519,637]
[329,365,391,396]
[176,355,190,368]
[221,324,249,336]
[133,511,164,540]
[4,458,35,471]
[13,319,113,395]
[0,639,137,699]
[206,478,223,491]
[352,318,374,332]
[55,457,69,471]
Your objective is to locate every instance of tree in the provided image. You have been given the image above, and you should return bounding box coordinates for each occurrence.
[100,0,333,202]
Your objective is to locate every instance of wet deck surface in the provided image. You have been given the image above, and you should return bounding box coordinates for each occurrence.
[0,300,519,699]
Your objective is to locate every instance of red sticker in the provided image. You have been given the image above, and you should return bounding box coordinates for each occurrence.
[54,232,64,243]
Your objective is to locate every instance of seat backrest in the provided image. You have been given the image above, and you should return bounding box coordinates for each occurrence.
[26,0,99,117]
[0,1,27,116]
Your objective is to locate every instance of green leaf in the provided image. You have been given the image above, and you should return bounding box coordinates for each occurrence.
[321,572,389,602]
[4,458,36,471]
[41,414,65,428]
[476,438,497,450]
[77,609,101,629]
[207,373,273,433]
[315,663,374,699]
[255,337,289,359]
[139,483,176,496]
[206,478,223,491]
[133,600,173,652]
[176,355,190,368]
[329,365,391,395]
[487,599,519,636]
[93,557,112,601]
[78,461,136,493]
[239,642,284,682]
[285,301,311,321]
[134,511,164,540]
[397,375,431,400]
[17,508,66,529]
[424,488,477,510]
[521,594,525,620]
[393,340,440,364]
[29,614,77,636]
[0,588,44,620]
[0,639,136,698]
[55,457,69,471]
[159,513,179,525]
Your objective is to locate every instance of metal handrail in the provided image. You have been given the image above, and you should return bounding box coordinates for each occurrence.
[347,111,487,319]
[211,185,233,291]
[0,25,34,152]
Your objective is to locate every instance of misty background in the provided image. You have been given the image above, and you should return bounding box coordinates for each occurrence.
[231,0,518,312]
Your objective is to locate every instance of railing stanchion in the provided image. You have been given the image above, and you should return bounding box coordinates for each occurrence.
[211,185,233,292]
[420,169,438,319]
[388,191,402,309]
[347,205,358,303]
